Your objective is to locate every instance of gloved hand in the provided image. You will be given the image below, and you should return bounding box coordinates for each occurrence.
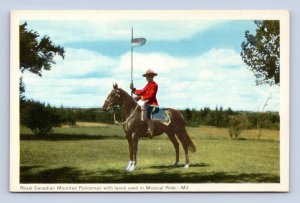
[130,82,134,90]
[133,95,141,101]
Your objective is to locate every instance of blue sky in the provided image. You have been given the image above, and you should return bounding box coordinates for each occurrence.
[22,19,279,111]
[63,21,256,57]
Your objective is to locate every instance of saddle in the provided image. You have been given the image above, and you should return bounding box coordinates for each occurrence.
[148,106,171,125]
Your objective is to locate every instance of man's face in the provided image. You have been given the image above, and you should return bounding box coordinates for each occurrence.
[146,75,154,82]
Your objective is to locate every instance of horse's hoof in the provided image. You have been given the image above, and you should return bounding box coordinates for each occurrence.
[173,162,179,167]
[184,164,190,169]
[128,165,135,171]
[125,161,133,171]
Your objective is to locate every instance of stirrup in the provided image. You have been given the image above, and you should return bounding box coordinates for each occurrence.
[141,110,147,121]
[147,128,153,139]
[147,120,154,139]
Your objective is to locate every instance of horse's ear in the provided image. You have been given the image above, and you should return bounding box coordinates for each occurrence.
[113,83,118,90]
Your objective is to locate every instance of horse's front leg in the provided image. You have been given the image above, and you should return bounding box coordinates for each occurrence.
[128,132,139,171]
[125,133,134,171]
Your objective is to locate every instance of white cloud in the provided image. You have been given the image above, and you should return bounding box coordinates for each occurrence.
[48,48,116,78]
[114,52,188,74]
[23,48,280,111]
[26,20,223,43]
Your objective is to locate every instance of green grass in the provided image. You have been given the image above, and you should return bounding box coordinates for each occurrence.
[20,124,279,183]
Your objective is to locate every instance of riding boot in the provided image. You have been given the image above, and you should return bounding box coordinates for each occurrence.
[147,119,154,139]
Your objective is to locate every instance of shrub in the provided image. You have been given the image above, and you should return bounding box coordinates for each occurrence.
[21,100,61,136]
[228,114,250,140]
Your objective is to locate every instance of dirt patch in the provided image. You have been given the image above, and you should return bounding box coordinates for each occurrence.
[60,124,72,128]
[75,122,110,127]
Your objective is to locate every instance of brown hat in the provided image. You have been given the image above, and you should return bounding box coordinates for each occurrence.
[142,69,158,77]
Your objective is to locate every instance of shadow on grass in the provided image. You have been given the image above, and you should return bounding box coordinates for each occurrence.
[20,165,41,173]
[147,163,210,169]
[20,166,87,183]
[20,133,124,141]
[20,165,279,184]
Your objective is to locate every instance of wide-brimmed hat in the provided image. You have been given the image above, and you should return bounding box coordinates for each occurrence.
[142,69,158,77]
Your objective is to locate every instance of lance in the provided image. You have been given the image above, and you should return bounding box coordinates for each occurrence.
[130,27,146,95]
[130,27,133,97]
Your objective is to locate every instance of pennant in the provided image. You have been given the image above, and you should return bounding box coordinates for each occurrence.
[131,38,146,47]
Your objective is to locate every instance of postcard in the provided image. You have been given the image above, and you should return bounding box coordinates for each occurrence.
[10,10,289,192]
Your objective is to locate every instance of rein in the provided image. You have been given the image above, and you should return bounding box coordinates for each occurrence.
[106,98,139,125]
[115,105,139,125]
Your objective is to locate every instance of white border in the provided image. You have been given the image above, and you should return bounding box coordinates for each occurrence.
[10,10,290,192]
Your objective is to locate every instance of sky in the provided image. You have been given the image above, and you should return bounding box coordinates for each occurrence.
[21,19,280,111]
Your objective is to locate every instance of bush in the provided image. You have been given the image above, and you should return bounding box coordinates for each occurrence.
[228,114,250,140]
[21,100,61,136]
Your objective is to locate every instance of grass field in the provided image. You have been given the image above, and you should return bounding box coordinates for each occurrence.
[20,123,280,183]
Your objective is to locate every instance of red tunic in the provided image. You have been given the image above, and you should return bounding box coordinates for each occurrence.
[134,81,159,106]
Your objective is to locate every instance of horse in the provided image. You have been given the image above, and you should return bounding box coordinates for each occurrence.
[102,83,196,171]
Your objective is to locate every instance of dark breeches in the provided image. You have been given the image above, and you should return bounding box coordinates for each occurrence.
[146,105,159,119]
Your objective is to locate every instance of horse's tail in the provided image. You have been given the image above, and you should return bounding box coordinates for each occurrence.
[168,108,196,153]
[180,128,196,153]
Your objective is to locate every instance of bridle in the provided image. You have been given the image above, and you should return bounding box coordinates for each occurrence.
[105,98,116,107]
[105,95,139,125]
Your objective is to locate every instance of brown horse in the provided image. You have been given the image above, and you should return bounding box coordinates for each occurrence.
[102,83,196,171]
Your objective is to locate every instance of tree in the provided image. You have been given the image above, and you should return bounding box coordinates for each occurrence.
[185,108,192,120]
[228,114,249,140]
[19,76,25,101]
[241,20,280,86]
[19,22,65,96]
[256,92,272,139]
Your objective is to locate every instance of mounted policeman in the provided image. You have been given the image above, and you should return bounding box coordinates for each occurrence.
[130,69,159,138]
[102,28,196,171]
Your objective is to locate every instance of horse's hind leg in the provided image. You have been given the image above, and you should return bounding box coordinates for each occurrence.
[166,133,180,167]
[176,132,190,169]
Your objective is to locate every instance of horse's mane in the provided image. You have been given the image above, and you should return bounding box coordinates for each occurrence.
[118,88,137,104]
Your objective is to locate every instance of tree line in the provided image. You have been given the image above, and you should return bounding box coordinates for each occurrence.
[20,99,118,135]
[20,99,279,136]
[181,107,279,130]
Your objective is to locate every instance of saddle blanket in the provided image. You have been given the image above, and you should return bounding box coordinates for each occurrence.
[150,107,171,125]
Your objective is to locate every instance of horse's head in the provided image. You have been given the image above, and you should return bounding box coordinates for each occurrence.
[102,83,122,111]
